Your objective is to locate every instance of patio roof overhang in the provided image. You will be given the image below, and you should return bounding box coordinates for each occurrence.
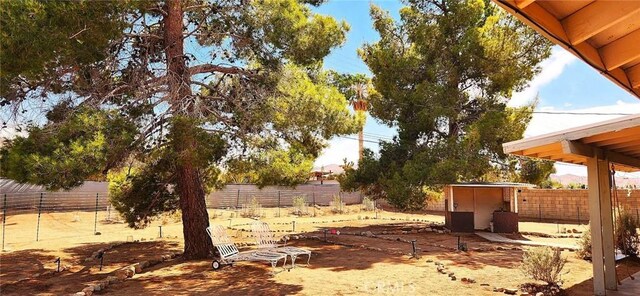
[493,0,640,99]
[503,114,640,172]
[493,1,640,294]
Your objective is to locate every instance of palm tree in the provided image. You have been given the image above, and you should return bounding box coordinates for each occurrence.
[350,82,368,161]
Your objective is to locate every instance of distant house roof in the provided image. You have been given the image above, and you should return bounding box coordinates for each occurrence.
[448,182,535,188]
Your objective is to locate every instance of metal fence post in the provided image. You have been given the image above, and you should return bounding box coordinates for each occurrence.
[94,193,99,234]
[236,189,240,217]
[2,194,7,250]
[36,193,43,241]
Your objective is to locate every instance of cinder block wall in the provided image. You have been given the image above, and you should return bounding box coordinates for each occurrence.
[421,189,640,223]
[517,188,640,222]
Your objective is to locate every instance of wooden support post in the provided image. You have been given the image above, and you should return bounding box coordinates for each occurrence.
[449,186,454,212]
[597,159,617,291]
[587,157,616,295]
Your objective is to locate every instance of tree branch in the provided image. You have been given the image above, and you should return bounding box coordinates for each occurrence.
[188,64,250,76]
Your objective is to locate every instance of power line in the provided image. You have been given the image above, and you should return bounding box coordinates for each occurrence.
[531,111,636,116]
[338,136,380,144]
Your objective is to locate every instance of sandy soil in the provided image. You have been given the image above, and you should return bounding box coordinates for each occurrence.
[2,206,636,295]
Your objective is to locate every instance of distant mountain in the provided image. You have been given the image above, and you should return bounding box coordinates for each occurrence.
[551,174,640,187]
[312,164,344,175]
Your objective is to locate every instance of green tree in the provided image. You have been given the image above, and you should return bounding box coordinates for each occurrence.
[0,0,360,258]
[519,158,556,187]
[341,0,551,210]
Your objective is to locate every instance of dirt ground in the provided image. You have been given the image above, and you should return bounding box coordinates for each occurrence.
[1,206,637,295]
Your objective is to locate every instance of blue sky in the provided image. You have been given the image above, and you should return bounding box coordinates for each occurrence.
[312,0,640,177]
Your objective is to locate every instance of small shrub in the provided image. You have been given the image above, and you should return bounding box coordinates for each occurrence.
[171,210,182,223]
[576,227,592,260]
[330,195,345,214]
[241,197,261,218]
[292,195,308,216]
[615,209,640,257]
[362,197,375,212]
[521,247,567,285]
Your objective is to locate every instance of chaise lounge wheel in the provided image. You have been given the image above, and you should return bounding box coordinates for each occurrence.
[212,260,222,270]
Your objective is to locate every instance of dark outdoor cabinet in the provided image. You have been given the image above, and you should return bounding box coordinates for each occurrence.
[449,212,474,233]
[492,211,519,233]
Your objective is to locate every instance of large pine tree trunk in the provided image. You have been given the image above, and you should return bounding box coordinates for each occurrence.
[164,0,213,259]
[174,122,213,259]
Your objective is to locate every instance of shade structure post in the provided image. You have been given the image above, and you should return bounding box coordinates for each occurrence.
[587,157,617,295]
[449,186,454,211]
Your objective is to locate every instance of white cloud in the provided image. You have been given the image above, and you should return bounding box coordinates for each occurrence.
[508,46,578,107]
[0,127,26,148]
[314,137,360,167]
[524,101,640,137]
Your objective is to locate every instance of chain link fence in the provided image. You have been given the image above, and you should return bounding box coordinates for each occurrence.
[0,184,364,250]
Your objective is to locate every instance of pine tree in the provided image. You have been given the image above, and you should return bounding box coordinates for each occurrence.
[0,0,361,258]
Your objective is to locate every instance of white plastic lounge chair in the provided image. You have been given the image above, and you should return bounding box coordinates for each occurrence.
[206,225,287,273]
[251,221,311,268]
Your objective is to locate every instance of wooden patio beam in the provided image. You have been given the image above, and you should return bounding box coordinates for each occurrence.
[561,140,640,169]
[562,2,640,45]
[600,29,640,71]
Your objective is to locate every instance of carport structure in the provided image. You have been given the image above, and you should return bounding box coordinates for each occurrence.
[503,116,640,294]
[494,0,640,295]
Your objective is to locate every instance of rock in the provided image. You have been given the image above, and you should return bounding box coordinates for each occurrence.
[503,288,518,295]
[450,276,456,281]
[74,292,86,296]
[480,283,490,286]
[92,284,101,292]
[426,259,433,263]
[461,278,476,284]
[115,270,128,281]
[82,286,94,296]
[133,263,143,273]
[364,231,374,237]
[493,287,505,293]
[107,276,119,284]
[448,272,455,277]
